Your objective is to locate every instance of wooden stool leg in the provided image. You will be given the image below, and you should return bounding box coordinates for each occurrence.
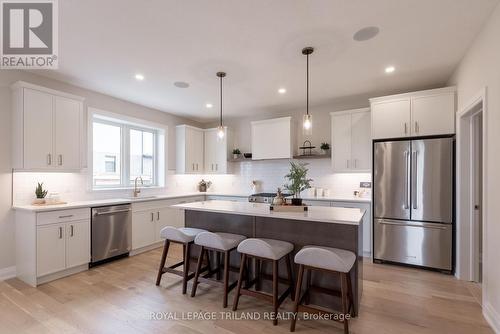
[347,271,355,317]
[215,251,221,280]
[223,250,230,308]
[232,253,246,311]
[304,268,311,305]
[255,258,262,291]
[272,260,279,326]
[156,239,170,286]
[341,273,349,334]
[290,264,304,332]
[286,254,295,301]
[190,246,205,297]
[182,243,191,295]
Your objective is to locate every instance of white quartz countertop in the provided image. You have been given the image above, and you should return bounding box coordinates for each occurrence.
[173,200,365,225]
[301,195,371,203]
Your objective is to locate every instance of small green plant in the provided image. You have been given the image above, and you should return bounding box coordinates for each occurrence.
[320,142,330,150]
[284,161,313,198]
[35,182,48,199]
[232,148,241,155]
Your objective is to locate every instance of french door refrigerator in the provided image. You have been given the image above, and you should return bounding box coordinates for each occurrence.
[373,137,453,272]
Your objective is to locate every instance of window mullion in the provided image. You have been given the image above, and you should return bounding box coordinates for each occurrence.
[122,125,130,187]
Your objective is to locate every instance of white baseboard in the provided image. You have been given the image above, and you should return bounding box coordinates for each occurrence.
[0,266,16,281]
[484,301,500,334]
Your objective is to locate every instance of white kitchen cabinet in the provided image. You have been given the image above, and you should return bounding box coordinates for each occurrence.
[132,210,156,249]
[204,128,227,174]
[176,125,204,174]
[370,87,455,140]
[65,220,91,268]
[11,82,84,171]
[251,117,292,160]
[330,108,371,172]
[37,224,66,277]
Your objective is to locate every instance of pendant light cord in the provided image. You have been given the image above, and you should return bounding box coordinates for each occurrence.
[306,53,309,116]
[220,75,223,127]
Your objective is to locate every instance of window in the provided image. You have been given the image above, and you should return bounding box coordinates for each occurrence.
[92,114,164,189]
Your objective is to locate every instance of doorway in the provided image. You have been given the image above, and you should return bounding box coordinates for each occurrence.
[456,89,487,286]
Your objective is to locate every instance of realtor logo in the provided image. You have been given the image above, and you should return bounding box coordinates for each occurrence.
[1,0,58,68]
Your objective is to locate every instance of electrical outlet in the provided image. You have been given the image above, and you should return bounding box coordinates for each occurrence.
[360,182,371,188]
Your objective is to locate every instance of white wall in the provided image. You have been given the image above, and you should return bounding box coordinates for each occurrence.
[0,70,203,272]
[448,2,500,332]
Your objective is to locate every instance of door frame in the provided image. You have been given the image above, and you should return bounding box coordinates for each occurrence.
[456,87,487,286]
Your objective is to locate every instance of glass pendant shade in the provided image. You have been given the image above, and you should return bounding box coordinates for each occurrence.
[216,125,225,141]
[303,114,312,136]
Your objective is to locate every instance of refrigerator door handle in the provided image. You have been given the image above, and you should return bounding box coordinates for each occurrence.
[377,219,449,230]
[412,151,418,209]
[404,151,410,209]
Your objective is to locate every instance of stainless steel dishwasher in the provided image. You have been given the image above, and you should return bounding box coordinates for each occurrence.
[91,204,132,265]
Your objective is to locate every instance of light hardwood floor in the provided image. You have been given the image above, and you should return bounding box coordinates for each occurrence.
[0,245,493,334]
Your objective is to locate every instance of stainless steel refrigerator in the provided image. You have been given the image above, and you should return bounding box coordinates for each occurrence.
[373,137,454,272]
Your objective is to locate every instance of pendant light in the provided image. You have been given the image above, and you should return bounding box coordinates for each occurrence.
[216,71,226,141]
[302,47,314,136]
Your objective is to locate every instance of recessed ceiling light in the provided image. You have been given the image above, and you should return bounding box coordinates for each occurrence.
[174,81,190,88]
[385,66,395,74]
[278,88,287,94]
[353,26,380,42]
[205,103,213,108]
[135,73,144,81]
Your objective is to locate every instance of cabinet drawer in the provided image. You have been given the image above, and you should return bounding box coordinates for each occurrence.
[37,208,90,226]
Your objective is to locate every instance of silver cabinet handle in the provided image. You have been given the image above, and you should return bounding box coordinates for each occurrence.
[58,226,63,239]
[414,121,419,133]
[58,214,74,219]
[58,154,63,166]
[211,163,213,171]
[70,225,74,237]
[403,151,410,209]
[157,211,160,221]
[412,151,418,209]
[151,212,154,222]
[404,122,408,135]
[215,163,218,171]
[47,154,52,165]
[354,159,357,168]
[346,160,349,168]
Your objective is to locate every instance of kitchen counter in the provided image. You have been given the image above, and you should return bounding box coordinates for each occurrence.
[174,200,365,225]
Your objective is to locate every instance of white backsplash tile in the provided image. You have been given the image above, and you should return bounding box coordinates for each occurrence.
[12,159,371,205]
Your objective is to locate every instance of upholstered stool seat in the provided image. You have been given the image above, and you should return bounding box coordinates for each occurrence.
[156,226,207,294]
[291,246,356,334]
[160,227,207,243]
[294,246,356,273]
[233,237,295,325]
[195,232,246,251]
[191,231,247,308]
[237,238,294,260]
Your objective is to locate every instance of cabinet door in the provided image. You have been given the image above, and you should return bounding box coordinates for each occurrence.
[24,88,54,169]
[371,99,411,139]
[204,130,217,173]
[37,224,66,277]
[132,211,156,249]
[251,118,291,160]
[411,93,455,137]
[54,96,81,169]
[331,114,352,172]
[351,111,371,171]
[214,134,227,174]
[66,220,90,268]
[154,207,184,242]
[185,127,204,173]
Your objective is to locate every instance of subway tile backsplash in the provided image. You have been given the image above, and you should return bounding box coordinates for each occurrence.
[12,159,370,205]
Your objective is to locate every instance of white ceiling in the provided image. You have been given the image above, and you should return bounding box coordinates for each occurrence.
[36,0,498,122]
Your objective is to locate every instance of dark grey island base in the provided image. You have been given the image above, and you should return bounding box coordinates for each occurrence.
[184,210,364,312]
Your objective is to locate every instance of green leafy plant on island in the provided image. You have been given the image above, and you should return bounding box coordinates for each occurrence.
[35,182,48,199]
[284,161,313,199]
[232,148,241,155]
[320,142,330,150]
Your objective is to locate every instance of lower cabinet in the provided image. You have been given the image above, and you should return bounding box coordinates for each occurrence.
[37,220,91,277]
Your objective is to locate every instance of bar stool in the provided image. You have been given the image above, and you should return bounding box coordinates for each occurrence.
[290,246,355,334]
[156,226,207,294]
[190,232,247,307]
[232,238,295,326]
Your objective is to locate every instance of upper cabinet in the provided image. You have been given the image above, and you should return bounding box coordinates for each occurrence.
[331,108,371,172]
[11,81,84,171]
[204,127,228,174]
[370,87,456,140]
[251,117,292,160]
[176,125,204,174]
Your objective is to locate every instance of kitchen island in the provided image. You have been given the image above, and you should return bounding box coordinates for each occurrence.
[173,200,365,312]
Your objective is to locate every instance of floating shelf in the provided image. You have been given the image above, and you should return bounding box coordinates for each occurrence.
[292,154,331,160]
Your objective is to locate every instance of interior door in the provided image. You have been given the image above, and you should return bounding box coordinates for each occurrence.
[24,88,54,169]
[373,141,411,220]
[411,138,453,223]
[54,96,81,169]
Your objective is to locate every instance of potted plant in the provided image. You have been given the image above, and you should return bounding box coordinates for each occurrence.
[232,148,241,160]
[33,182,48,204]
[284,161,313,206]
[198,179,212,192]
[320,142,330,155]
